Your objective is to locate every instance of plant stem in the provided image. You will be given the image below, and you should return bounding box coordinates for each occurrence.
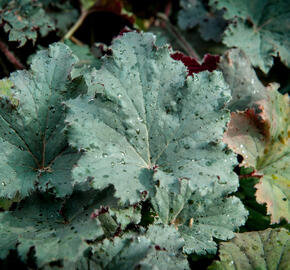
[70,36,84,46]
[0,39,25,70]
[63,10,89,40]
[157,13,200,60]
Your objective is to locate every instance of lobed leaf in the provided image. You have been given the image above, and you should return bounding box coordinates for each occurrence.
[44,1,78,36]
[208,228,290,270]
[152,180,248,255]
[178,0,227,42]
[218,48,267,111]
[0,0,78,46]
[87,224,189,270]
[0,188,116,267]
[211,0,290,73]
[224,86,290,223]
[0,43,85,199]
[66,31,237,205]
[0,0,54,46]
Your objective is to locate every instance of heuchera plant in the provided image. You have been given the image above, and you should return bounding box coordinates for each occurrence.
[0,0,289,269]
[0,32,248,268]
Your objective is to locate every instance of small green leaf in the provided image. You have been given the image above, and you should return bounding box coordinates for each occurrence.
[0,79,14,98]
[110,206,142,229]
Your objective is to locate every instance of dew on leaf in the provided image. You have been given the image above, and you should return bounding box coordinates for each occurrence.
[205,161,212,166]
[184,144,190,149]
[119,159,126,165]
[137,116,144,123]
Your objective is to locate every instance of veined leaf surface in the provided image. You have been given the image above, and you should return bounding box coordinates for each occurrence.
[66,31,238,205]
[152,179,247,255]
[224,86,290,223]
[208,228,290,270]
[0,188,112,267]
[212,0,290,73]
[0,43,84,199]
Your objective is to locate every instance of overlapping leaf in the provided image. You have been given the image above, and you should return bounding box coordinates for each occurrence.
[63,40,102,79]
[87,224,189,270]
[44,0,78,36]
[66,31,238,205]
[220,47,290,223]
[211,0,290,73]
[208,228,290,270]
[224,85,289,223]
[0,0,55,46]
[218,48,267,111]
[152,180,248,255]
[0,0,77,47]
[0,43,85,199]
[236,169,272,231]
[178,0,227,42]
[171,52,220,76]
[0,187,118,267]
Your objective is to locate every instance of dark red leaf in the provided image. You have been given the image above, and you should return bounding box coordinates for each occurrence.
[171,52,220,76]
